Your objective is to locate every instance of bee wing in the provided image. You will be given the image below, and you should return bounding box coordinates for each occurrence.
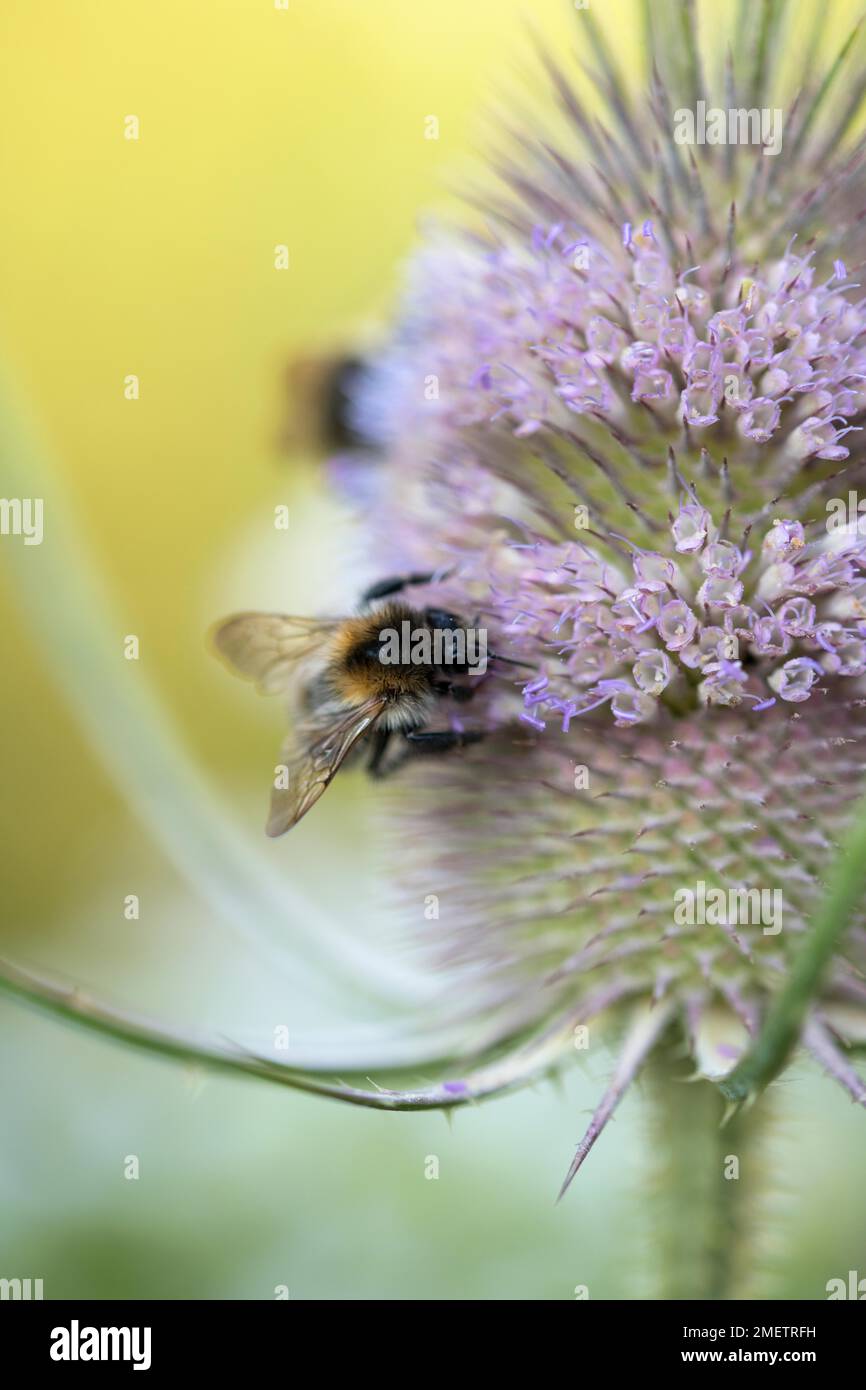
[213,612,341,695]
[267,696,386,837]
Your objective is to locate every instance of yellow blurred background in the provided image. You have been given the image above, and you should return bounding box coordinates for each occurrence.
[1,0,864,1299]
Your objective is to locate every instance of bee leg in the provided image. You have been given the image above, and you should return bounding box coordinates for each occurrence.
[404,729,485,754]
[361,571,448,606]
[489,651,536,670]
[451,684,476,703]
[366,728,393,778]
[367,727,484,781]
[432,678,476,703]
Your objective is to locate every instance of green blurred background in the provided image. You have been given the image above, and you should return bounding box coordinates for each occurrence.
[1,0,864,1299]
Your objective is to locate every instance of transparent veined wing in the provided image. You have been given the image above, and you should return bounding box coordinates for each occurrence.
[266,696,387,835]
[213,613,341,695]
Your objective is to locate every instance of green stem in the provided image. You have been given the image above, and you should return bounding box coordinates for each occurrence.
[718,789,866,1109]
[0,956,574,1113]
[647,1029,766,1300]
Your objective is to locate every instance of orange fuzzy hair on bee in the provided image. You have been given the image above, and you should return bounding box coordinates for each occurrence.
[328,603,435,706]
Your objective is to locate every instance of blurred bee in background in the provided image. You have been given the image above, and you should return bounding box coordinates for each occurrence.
[279,352,374,454]
[214,573,529,836]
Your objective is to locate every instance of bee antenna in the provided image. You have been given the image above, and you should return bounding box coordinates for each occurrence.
[489,651,536,669]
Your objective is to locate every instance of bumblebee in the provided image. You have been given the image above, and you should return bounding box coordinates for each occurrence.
[214,572,523,836]
[280,353,372,453]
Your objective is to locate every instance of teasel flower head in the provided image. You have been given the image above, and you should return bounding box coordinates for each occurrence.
[327,3,866,1211]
